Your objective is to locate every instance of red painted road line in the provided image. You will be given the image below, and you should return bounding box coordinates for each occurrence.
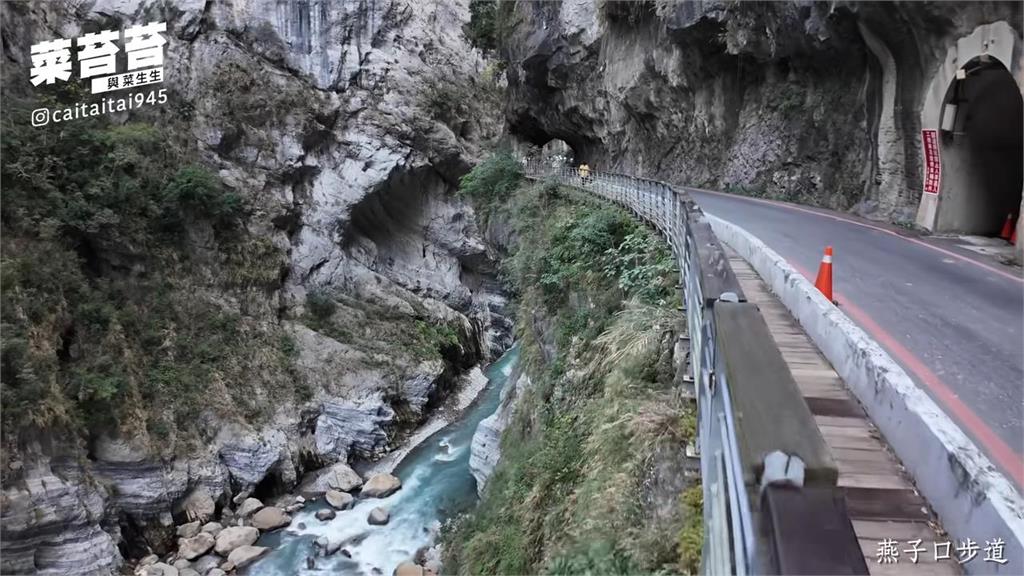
[693,187,1024,284]
[788,261,1024,488]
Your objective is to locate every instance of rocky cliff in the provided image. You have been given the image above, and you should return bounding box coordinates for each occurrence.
[468,356,529,494]
[0,1,508,573]
[501,0,1021,222]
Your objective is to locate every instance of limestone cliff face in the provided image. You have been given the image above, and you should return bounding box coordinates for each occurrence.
[502,0,1021,222]
[0,0,506,573]
[469,359,529,494]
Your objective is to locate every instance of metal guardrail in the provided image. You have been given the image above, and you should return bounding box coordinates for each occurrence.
[523,160,868,575]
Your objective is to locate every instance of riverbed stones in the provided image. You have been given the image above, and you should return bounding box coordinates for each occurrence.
[143,563,178,576]
[315,508,336,521]
[176,486,216,523]
[192,554,220,575]
[214,526,259,556]
[367,507,390,525]
[200,522,223,537]
[325,489,354,510]
[140,554,159,567]
[207,570,225,576]
[285,502,304,513]
[226,545,268,569]
[178,532,215,560]
[179,569,200,576]
[251,506,291,530]
[236,497,264,518]
[362,473,401,498]
[176,521,202,539]
[172,559,192,570]
[394,562,423,576]
[299,462,364,494]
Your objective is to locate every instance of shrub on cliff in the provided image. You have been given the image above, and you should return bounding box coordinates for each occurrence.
[457,151,523,218]
[0,97,295,460]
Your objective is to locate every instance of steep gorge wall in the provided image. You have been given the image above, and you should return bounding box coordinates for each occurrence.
[502,0,1022,222]
[0,0,507,573]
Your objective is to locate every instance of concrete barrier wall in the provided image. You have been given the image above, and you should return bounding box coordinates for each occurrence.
[707,214,1024,575]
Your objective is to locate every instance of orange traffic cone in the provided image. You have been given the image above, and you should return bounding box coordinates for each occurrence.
[999,213,1015,240]
[814,246,834,302]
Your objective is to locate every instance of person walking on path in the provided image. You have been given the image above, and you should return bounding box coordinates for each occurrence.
[579,163,591,185]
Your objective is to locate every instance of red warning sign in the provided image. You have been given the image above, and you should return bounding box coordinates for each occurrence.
[922,129,941,195]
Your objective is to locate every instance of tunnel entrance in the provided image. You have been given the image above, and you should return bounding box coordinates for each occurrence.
[539,139,575,166]
[935,58,1023,237]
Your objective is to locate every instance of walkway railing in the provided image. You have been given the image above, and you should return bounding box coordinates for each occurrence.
[523,160,868,575]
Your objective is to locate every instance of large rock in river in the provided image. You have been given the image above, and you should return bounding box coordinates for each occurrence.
[367,507,390,525]
[252,507,291,530]
[394,562,424,576]
[227,545,268,569]
[325,489,354,510]
[361,473,401,498]
[237,497,264,518]
[298,462,364,494]
[177,532,215,560]
[214,526,259,556]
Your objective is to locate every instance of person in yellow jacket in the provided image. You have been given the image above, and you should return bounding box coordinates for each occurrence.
[579,163,591,184]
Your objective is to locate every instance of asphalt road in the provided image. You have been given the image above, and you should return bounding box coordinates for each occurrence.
[688,189,1024,487]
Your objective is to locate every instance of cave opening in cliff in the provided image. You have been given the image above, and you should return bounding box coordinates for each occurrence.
[539,138,576,165]
[936,58,1023,237]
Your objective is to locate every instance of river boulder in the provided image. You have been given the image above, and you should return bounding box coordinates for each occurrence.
[394,562,423,576]
[143,564,178,576]
[227,545,268,569]
[362,474,401,498]
[176,521,201,539]
[251,507,291,530]
[236,497,264,518]
[315,508,336,521]
[325,490,354,510]
[191,555,220,575]
[177,532,215,560]
[298,462,364,494]
[214,526,259,556]
[200,522,223,537]
[367,507,390,525]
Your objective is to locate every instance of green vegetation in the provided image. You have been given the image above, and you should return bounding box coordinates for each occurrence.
[444,155,700,574]
[463,0,518,52]
[457,150,523,217]
[1,94,296,458]
[677,484,704,573]
[301,290,465,365]
[412,320,462,361]
[464,0,499,51]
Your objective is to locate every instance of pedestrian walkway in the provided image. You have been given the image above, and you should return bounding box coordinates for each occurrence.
[727,248,959,575]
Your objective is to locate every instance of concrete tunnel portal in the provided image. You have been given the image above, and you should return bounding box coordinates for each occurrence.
[935,58,1024,237]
